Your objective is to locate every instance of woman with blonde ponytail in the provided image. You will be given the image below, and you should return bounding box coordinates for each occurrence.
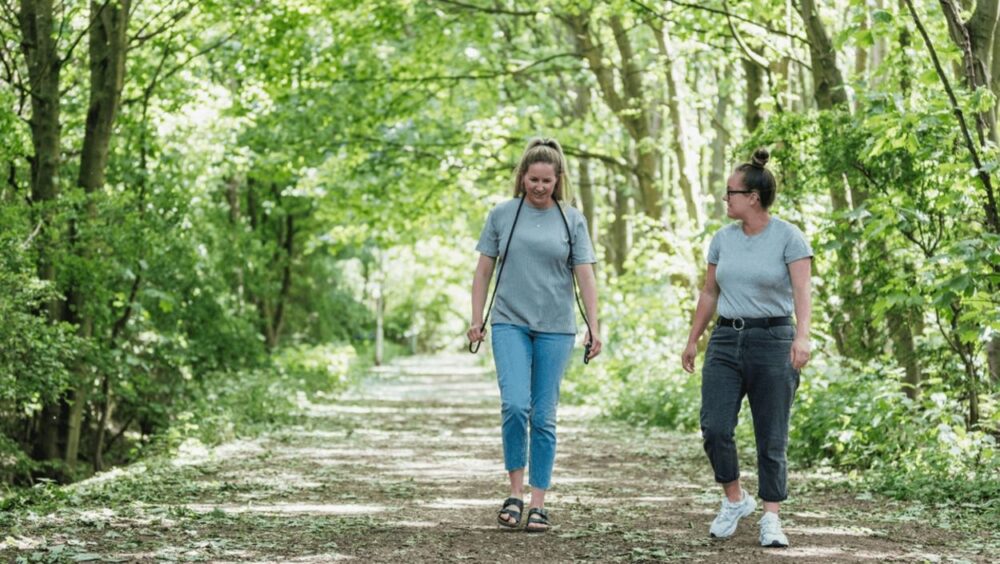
[468,138,602,532]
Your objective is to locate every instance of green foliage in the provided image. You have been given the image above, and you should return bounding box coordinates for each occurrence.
[133,344,362,460]
[790,356,999,502]
[564,215,702,429]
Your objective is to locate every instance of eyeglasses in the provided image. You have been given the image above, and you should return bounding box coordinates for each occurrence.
[726,190,753,197]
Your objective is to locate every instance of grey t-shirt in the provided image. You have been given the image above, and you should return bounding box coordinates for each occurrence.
[708,217,812,319]
[476,198,596,334]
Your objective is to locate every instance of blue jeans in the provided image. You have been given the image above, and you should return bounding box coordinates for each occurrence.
[700,324,799,502]
[491,323,575,490]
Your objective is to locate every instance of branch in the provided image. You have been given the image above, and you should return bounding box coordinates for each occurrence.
[60,0,110,66]
[20,220,43,250]
[130,0,195,46]
[0,0,18,28]
[722,0,769,69]
[631,0,810,69]
[630,0,810,45]
[123,31,236,106]
[429,0,538,17]
[562,146,636,178]
[110,274,141,341]
[335,52,581,84]
[903,0,999,234]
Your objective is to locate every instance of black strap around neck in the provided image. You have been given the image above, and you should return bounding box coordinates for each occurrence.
[470,196,595,365]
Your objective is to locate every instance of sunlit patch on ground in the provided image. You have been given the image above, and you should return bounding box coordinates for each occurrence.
[186,502,390,515]
[790,525,880,537]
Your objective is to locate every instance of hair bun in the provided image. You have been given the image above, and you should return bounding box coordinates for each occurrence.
[751,148,769,168]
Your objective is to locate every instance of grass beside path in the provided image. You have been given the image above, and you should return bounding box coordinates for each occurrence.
[1,354,996,562]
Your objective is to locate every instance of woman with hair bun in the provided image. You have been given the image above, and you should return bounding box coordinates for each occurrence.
[468,137,602,532]
[681,148,812,548]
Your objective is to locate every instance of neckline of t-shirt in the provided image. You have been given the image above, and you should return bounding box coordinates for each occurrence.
[523,203,559,213]
[739,217,774,239]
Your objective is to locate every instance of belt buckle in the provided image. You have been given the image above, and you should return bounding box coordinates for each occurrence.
[732,317,746,331]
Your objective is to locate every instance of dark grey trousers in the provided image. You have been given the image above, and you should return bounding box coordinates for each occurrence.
[700,324,799,502]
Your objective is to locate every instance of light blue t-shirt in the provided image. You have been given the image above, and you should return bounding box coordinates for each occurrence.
[476,198,596,334]
[707,217,812,319]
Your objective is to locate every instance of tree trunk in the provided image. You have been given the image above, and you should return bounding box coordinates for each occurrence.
[374,287,384,366]
[942,0,999,144]
[887,309,922,399]
[19,0,62,321]
[743,58,763,132]
[987,337,1000,385]
[709,67,731,221]
[566,12,662,220]
[78,0,130,191]
[64,0,131,469]
[797,0,849,109]
[652,22,700,228]
[578,158,596,239]
[854,9,869,112]
[795,0,873,359]
[899,0,912,94]
[271,214,294,346]
[571,81,597,237]
[608,175,628,276]
[20,0,65,464]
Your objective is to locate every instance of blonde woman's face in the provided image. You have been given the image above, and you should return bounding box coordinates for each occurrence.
[522,162,557,209]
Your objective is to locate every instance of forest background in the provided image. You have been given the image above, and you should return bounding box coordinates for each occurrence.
[1,0,997,514]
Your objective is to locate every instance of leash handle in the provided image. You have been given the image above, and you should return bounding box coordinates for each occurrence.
[468,326,486,353]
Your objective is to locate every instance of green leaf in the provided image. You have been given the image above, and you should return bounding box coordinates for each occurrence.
[872,10,893,25]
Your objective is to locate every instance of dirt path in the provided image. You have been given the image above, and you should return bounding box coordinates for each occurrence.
[2,354,995,562]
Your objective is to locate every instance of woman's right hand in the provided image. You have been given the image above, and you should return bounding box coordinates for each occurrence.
[467,323,486,344]
[681,342,698,373]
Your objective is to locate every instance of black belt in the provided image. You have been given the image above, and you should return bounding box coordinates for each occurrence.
[717,316,793,330]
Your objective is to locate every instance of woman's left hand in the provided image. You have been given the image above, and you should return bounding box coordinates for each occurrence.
[790,336,810,370]
[585,330,602,361]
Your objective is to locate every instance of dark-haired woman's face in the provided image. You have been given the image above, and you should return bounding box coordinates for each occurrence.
[723,172,757,218]
[522,162,557,209]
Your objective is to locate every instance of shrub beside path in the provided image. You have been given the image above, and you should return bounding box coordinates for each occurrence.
[2,354,995,562]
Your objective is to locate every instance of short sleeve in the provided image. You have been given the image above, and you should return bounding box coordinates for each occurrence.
[475,208,500,257]
[707,232,721,264]
[783,223,813,264]
[570,210,596,265]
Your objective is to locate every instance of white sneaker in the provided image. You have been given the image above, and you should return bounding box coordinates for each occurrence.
[758,512,789,547]
[709,489,757,538]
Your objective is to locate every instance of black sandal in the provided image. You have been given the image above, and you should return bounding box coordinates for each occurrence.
[525,507,550,533]
[497,497,523,528]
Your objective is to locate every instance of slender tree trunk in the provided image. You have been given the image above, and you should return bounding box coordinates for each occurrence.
[571,82,597,237]
[652,22,700,228]
[887,308,922,399]
[578,158,596,239]
[899,0,912,94]
[64,0,131,469]
[20,0,64,462]
[743,58,763,132]
[795,0,874,359]
[271,214,294,346]
[987,338,1000,385]
[609,176,628,276]
[79,0,130,191]
[709,68,731,221]
[854,9,869,112]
